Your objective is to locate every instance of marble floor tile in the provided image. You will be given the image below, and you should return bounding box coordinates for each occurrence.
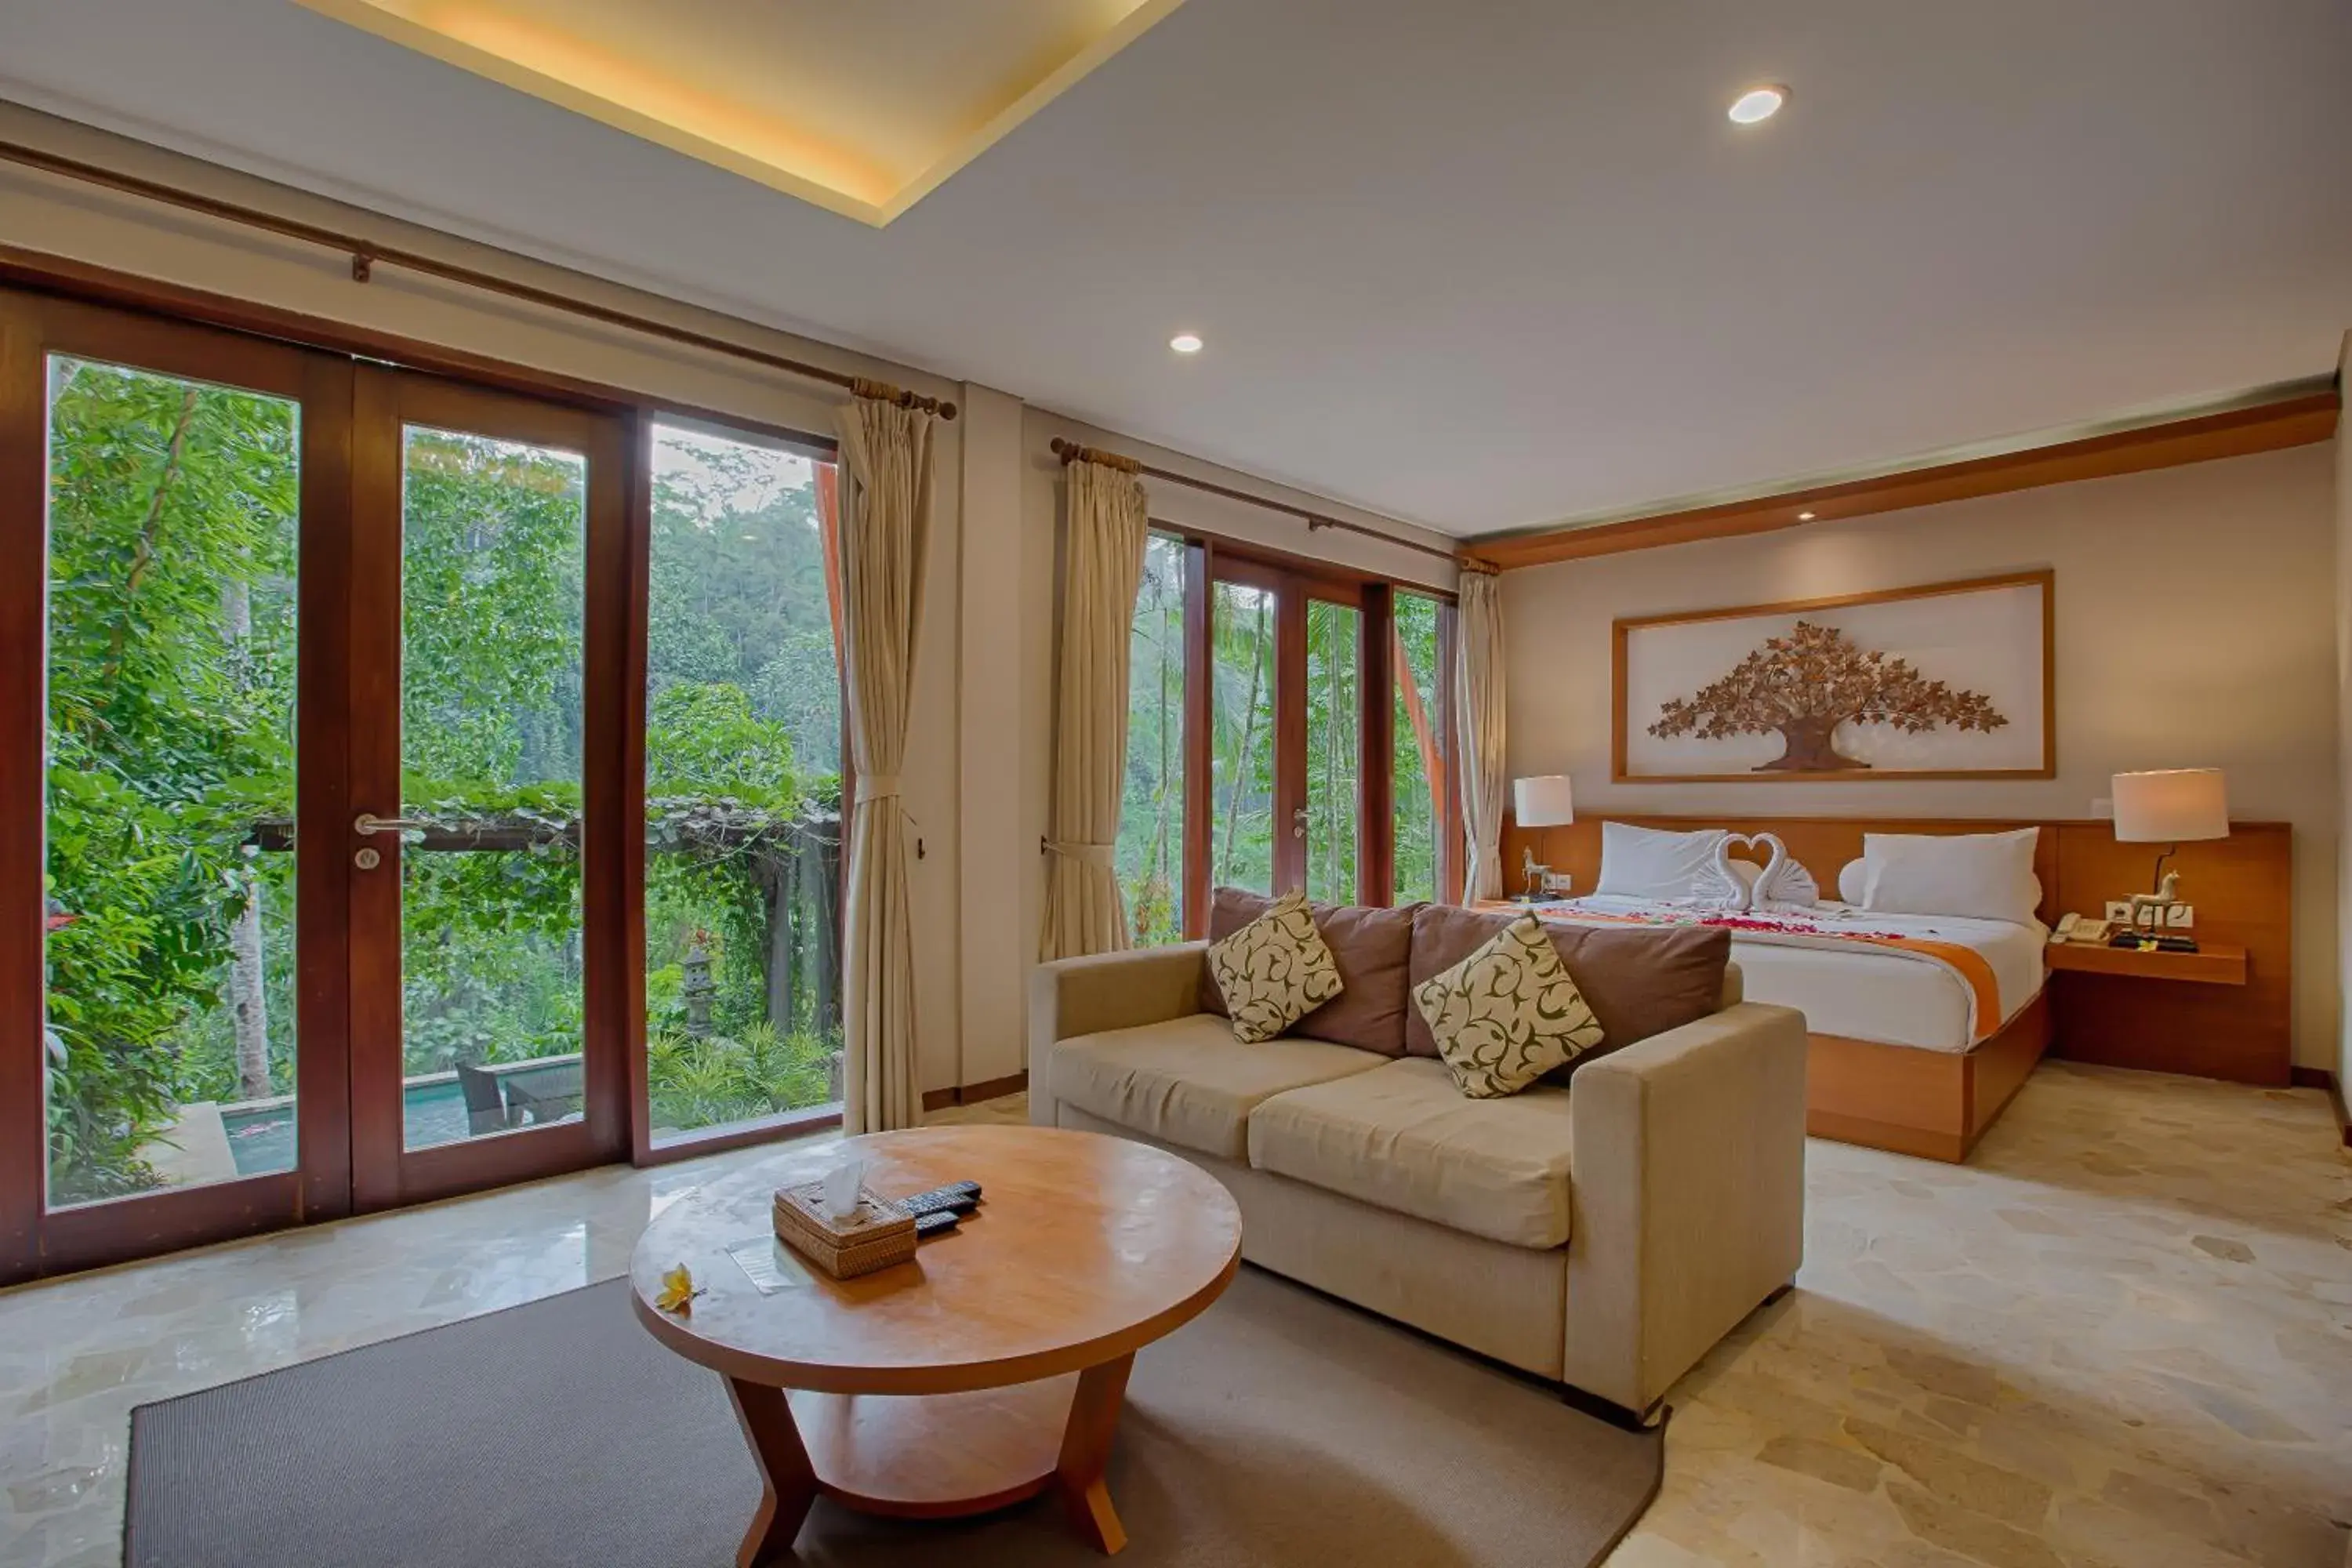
[2,1065,2347,1567]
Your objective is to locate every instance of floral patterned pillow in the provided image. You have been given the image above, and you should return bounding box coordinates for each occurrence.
[1414,914,1606,1098]
[1207,891,1345,1043]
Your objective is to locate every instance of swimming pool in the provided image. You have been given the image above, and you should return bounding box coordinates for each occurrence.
[218,1061,581,1172]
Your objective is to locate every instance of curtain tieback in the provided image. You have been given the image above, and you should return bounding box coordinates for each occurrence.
[1047,840,1116,869]
[854,774,901,804]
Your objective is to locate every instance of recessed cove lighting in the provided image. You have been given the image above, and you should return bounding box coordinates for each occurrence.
[1169,332,1204,354]
[1796,510,1817,521]
[1728,85,1788,125]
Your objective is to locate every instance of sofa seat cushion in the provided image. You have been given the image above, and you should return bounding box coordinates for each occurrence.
[1048,1013,1386,1161]
[1247,1057,1577,1249]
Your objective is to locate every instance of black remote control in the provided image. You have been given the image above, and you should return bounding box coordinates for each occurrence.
[895,1181,982,1218]
[913,1210,960,1239]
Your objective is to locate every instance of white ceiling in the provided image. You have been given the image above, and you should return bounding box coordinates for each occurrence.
[3,0,2348,536]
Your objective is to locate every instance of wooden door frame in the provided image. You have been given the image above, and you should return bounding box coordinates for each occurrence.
[0,274,863,1278]
[0,291,356,1283]
[346,366,632,1211]
[1191,546,1410,909]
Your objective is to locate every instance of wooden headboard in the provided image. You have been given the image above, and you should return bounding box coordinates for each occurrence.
[1499,812,2295,1085]
[1504,815,2062,920]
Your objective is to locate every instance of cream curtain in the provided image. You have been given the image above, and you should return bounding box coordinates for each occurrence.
[1041,458,1151,960]
[836,384,935,1134]
[1457,570,1508,902]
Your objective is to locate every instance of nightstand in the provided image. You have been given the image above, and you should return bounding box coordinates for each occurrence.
[2043,940,2248,987]
[2045,937,2275,1083]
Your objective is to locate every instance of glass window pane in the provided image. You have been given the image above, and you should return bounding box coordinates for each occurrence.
[1392,592,1445,904]
[1117,533,1187,945]
[1210,581,1276,894]
[1304,599,1360,904]
[42,357,301,1207]
[398,426,586,1150]
[643,422,844,1147]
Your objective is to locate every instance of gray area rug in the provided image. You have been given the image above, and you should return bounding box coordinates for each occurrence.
[126,1266,1662,1568]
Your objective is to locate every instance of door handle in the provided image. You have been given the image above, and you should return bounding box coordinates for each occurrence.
[354,813,430,838]
[1292,806,1308,841]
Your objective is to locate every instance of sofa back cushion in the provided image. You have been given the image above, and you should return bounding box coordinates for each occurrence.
[1405,906,1731,1065]
[1199,887,1419,1056]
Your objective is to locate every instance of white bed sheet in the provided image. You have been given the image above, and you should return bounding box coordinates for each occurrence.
[1567,896,2049,1052]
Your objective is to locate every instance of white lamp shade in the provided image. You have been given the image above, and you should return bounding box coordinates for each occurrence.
[1513,774,1575,829]
[2111,769,2228,843]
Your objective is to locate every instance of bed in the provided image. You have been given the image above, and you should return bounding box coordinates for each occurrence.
[1492,815,2064,1162]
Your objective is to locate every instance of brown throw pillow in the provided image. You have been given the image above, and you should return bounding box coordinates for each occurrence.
[1405,906,1730,1069]
[1198,887,1420,1056]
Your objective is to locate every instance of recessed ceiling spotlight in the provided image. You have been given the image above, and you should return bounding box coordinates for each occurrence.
[1728,85,1788,125]
[1796,510,1817,521]
[1169,332,1203,354]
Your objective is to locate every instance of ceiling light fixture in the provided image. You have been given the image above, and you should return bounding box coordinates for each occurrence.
[1728,85,1788,125]
[1169,332,1203,355]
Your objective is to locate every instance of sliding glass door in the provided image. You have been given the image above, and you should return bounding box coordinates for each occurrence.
[2,294,642,1279]
[2,293,356,1276]
[347,368,631,1209]
[1133,546,1453,931]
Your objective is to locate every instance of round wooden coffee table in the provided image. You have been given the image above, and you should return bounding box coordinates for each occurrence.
[629,1123,1241,1563]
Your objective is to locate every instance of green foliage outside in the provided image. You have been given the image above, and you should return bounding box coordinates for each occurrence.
[1209,581,1277,894]
[38,362,844,1202]
[1392,592,1445,902]
[42,361,299,1201]
[1303,600,1362,904]
[1116,535,1185,945]
[1116,553,1448,935]
[641,425,844,1135]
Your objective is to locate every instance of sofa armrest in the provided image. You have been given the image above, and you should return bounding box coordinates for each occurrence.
[1029,943,1208,1127]
[1562,1000,1807,1414]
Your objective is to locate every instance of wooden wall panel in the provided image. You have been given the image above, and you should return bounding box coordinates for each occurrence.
[1505,813,2060,922]
[2048,822,2292,1085]
[1501,811,2295,1087]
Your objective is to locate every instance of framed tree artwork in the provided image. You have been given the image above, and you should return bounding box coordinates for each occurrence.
[1613,571,2053,782]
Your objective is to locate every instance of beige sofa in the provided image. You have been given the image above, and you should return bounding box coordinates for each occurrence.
[1028,903,1809,1417]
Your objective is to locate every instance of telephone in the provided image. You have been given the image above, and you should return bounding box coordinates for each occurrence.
[2049,913,2114,946]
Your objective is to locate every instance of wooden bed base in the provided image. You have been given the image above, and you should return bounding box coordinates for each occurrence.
[1803,992,2052,1163]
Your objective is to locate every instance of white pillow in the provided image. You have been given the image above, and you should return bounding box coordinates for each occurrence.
[1836,858,1866,904]
[1860,829,2041,925]
[1596,822,1728,902]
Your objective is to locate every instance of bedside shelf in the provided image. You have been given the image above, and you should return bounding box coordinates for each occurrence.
[2045,941,2247,986]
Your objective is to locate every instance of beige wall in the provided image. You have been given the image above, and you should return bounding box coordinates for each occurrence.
[1501,443,2343,1068]
[0,106,1446,1098]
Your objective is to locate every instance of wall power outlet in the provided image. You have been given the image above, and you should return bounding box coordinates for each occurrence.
[2103,900,2133,924]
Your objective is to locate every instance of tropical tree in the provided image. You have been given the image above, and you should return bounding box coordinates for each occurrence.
[1650,620,2007,771]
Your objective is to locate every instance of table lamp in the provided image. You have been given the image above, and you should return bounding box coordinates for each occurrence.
[1512,775,1575,901]
[2111,768,2227,948]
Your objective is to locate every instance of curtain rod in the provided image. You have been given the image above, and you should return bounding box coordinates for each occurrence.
[0,138,959,420]
[1049,437,1474,567]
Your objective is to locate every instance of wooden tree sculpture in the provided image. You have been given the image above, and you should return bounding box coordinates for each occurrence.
[1648,620,2007,772]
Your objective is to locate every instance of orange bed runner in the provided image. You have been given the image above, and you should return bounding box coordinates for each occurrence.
[1493,902,2009,1044]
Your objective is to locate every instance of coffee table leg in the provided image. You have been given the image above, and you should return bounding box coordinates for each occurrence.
[1054,1353,1135,1554]
[725,1377,819,1567]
